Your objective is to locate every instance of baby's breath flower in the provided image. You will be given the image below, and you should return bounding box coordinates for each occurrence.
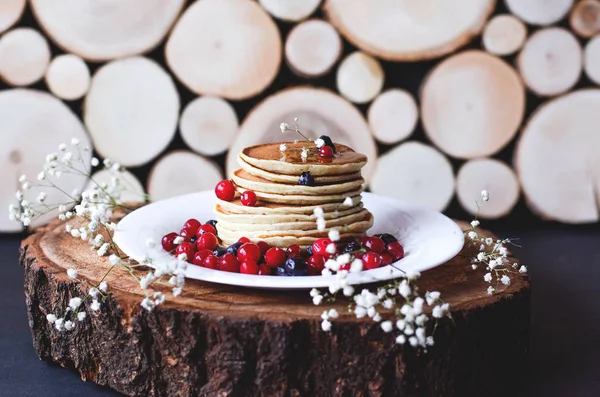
[399,280,411,298]
[54,318,64,331]
[471,220,480,228]
[99,281,108,292]
[468,231,477,240]
[315,138,325,148]
[173,236,184,244]
[279,122,289,133]
[396,334,406,344]
[301,147,309,161]
[313,207,324,217]
[485,237,493,246]
[349,258,363,273]
[481,189,489,202]
[321,319,332,331]
[501,275,511,286]
[483,273,492,283]
[141,297,155,311]
[343,196,354,207]
[487,286,495,295]
[381,321,393,332]
[108,254,120,265]
[77,312,86,321]
[328,309,339,319]
[328,228,340,242]
[90,157,99,167]
[316,217,326,231]
[71,137,79,145]
[312,295,323,305]
[46,314,57,323]
[67,268,78,279]
[519,265,527,273]
[68,297,82,310]
[342,285,354,296]
[325,243,336,255]
[279,143,287,152]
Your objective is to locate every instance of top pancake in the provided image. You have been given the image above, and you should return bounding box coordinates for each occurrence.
[239,142,368,176]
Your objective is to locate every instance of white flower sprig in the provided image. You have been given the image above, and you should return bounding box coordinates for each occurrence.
[10,139,186,332]
[465,190,527,295]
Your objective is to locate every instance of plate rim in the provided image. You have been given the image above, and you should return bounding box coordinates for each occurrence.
[114,191,465,290]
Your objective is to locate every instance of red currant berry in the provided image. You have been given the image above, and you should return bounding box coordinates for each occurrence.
[204,254,218,269]
[240,190,257,206]
[307,255,326,275]
[183,219,201,234]
[238,236,250,244]
[286,244,301,258]
[196,232,218,251]
[215,180,236,201]
[179,227,195,241]
[380,252,394,266]
[319,145,334,158]
[175,242,196,262]
[161,232,178,252]
[193,249,213,266]
[312,238,332,256]
[362,252,382,270]
[258,264,272,275]
[240,260,259,274]
[237,243,261,262]
[363,236,386,253]
[265,247,286,268]
[257,240,270,254]
[196,224,217,236]
[359,235,370,246]
[218,253,240,273]
[386,242,405,261]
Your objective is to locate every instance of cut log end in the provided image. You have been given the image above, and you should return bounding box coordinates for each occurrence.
[285,19,341,78]
[570,0,600,38]
[45,54,91,101]
[482,14,527,56]
[180,96,239,157]
[87,169,145,204]
[584,35,600,84]
[515,89,600,223]
[336,51,384,104]
[0,0,26,34]
[226,87,377,183]
[30,0,186,61]
[505,0,574,26]
[367,89,418,145]
[0,89,91,232]
[517,27,582,97]
[259,0,321,22]
[457,158,520,219]
[371,141,455,212]
[421,50,525,159]
[0,28,50,86]
[166,0,282,100]
[21,216,530,396]
[84,56,180,167]
[148,151,223,201]
[324,0,495,61]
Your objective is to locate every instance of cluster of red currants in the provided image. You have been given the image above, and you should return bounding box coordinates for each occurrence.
[161,218,405,277]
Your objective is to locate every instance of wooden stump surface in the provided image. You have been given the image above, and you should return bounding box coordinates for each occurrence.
[21,218,530,397]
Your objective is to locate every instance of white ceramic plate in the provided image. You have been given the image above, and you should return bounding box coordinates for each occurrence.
[114,191,464,290]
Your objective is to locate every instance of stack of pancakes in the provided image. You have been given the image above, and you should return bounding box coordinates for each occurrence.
[215,142,373,247]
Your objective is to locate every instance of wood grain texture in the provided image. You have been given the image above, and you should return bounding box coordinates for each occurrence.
[21,216,530,396]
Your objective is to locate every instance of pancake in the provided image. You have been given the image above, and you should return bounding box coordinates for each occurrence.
[235,186,364,205]
[217,213,373,240]
[215,202,364,223]
[216,197,362,215]
[238,155,362,184]
[216,208,371,232]
[232,169,365,196]
[240,142,367,176]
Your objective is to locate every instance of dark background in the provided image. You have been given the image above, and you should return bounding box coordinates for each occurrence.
[2,1,600,396]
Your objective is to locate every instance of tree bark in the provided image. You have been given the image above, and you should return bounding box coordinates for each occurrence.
[21,218,530,396]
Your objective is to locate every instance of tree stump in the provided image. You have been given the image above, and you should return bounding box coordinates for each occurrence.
[21,218,530,397]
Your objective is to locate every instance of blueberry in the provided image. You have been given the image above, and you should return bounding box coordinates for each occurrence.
[306,245,313,256]
[376,233,398,245]
[319,135,336,153]
[298,171,315,186]
[284,257,308,276]
[226,242,243,256]
[212,247,226,257]
[344,241,361,253]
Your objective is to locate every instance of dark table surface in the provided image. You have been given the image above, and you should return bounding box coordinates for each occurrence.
[1,225,599,397]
